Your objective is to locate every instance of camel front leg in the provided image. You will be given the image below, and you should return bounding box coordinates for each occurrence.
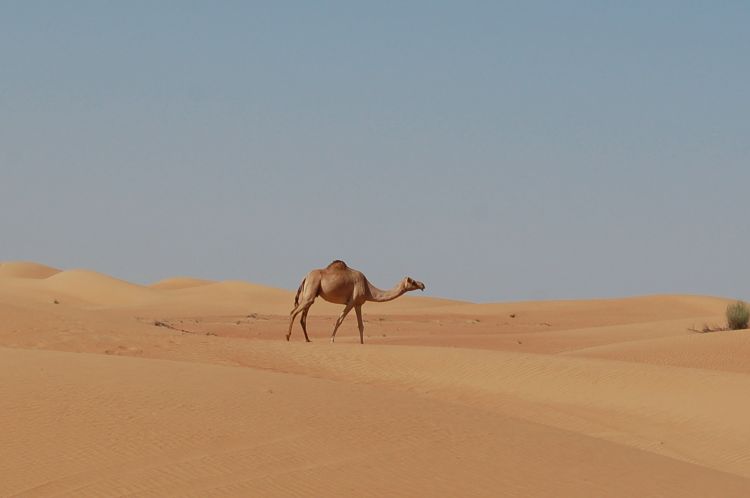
[330,303,354,343]
[355,305,365,344]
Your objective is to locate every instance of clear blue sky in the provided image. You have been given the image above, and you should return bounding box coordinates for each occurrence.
[1,2,748,302]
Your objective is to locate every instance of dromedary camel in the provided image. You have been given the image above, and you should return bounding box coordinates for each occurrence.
[286,260,425,344]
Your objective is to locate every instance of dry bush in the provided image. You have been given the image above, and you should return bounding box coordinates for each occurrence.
[726,301,750,330]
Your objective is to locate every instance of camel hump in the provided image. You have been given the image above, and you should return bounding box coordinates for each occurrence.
[326,259,348,270]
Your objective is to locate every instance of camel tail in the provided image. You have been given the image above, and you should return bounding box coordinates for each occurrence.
[294,278,306,307]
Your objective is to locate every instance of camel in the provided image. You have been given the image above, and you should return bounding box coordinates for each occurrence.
[286,260,425,344]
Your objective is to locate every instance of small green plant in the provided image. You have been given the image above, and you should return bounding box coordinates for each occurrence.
[726,301,750,330]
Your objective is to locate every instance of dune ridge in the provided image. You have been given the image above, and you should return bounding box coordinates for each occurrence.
[149,276,216,290]
[0,261,61,279]
[42,269,162,306]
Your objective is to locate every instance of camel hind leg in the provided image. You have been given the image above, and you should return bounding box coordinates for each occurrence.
[287,299,314,342]
[287,275,319,342]
[300,307,311,342]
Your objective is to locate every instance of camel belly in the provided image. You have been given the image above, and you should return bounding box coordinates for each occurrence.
[318,289,350,305]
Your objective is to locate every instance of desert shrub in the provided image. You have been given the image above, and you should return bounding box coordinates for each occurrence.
[726,301,750,330]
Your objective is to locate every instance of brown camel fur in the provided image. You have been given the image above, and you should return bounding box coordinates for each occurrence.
[286,260,425,344]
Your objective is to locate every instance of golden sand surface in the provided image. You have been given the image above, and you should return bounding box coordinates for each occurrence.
[2,261,749,497]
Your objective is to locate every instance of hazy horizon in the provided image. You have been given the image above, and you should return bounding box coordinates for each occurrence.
[2,2,748,302]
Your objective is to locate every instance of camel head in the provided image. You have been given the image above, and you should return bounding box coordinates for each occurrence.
[403,277,425,292]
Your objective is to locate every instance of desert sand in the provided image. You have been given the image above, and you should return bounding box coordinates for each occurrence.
[1,260,749,497]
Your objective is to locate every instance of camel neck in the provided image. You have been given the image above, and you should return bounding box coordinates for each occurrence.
[366,280,406,302]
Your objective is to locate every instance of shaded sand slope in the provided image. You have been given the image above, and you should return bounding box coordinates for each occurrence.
[0,261,61,279]
[3,347,749,498]
[0,268,159,308]
[568,329,750,373]
[43,269,162,306]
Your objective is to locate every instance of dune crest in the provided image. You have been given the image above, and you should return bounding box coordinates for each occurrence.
[41,269,160,306]
[0,261,61,279]
[149,276,216,290]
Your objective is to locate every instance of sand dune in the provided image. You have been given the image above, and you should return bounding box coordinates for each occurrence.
[1,262,749,496]
[149,276,216,290]
[42,269,161,307]
[569,327,750,373]
[433,294,730,325]
[0,261,61,279]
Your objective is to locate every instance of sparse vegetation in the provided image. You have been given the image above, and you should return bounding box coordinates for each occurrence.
[689,323,727,334]
[726,301,749,330]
